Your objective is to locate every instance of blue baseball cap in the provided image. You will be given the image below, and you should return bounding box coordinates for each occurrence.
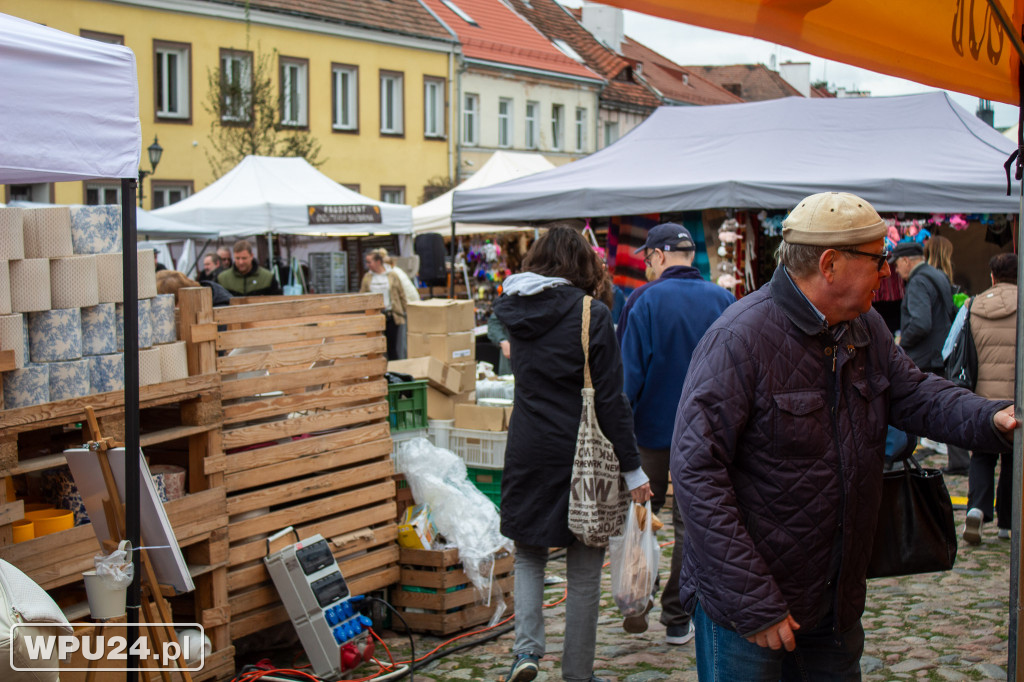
[634,223,695,254]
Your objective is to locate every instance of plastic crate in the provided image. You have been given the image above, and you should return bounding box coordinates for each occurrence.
[450,428,507,469]
[388,380,428,432]
[466,466,502,508]
[428,419,455,451]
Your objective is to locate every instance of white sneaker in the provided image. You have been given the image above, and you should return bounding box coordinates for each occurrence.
[999,528,1011,540]
[964,508,984,545]
[666,621,695,645]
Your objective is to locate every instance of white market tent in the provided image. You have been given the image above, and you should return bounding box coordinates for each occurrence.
[154,155,413,237]
[0,9,153,658]
[413,151,553,235]
[453,92,1021,223]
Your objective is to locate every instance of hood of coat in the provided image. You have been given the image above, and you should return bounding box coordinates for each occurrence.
[493,279,584,341]
[972,282,1018,320]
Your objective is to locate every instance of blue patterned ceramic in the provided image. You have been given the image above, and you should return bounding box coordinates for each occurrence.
[48,359,90,401]
[42,466,90,526]
[81,303,117,355]
[115,299,154,350]
[87,352,124,394]
[28,308,82,362]
[69,205,121,255]
[3,364,49,408]
[150,295,177,345]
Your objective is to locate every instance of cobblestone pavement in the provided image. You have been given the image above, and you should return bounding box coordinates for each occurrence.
[375,451,1014,681]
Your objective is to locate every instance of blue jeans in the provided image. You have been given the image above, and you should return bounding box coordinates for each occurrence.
[693,601,863,681]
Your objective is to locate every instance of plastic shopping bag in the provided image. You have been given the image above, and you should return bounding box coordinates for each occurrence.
[609,501,660,617]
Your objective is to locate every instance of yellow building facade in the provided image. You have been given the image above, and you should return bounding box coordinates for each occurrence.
[3,0,457,209]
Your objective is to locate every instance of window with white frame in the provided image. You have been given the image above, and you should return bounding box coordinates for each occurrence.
[498,98,513,148]
[381,186,405,204]
[604,121,620,147]
[380,71,404,135]
[220,49,252,122]
[525,101,539,149]
[551,104,564,151]
[575,107,587,152]
[280,57,308,127]
[424,77,445,138]
[85,183,121,205]
[155,41,190,120]
[332,64,358,131]
[151,183,192,209]
[462,93,479,146]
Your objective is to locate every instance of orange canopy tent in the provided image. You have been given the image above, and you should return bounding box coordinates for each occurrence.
[600,0,1024,105]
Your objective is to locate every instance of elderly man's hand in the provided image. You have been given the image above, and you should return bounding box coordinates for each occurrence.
[746,614,800,651]
[994,405,1019,435]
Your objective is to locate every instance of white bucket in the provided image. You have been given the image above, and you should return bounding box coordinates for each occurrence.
[82,540,131,620]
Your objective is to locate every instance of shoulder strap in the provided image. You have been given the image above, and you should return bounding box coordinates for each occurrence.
[581,295,592,389]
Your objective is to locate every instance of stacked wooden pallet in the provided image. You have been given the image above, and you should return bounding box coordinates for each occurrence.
[211,293,399,641]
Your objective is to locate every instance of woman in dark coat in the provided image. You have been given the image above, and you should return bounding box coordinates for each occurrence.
[493,227,651,682]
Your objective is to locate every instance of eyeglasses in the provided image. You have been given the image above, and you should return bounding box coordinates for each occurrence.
[643,249,661,266]
[838,248,890,272]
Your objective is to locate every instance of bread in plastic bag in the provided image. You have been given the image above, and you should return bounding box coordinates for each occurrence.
[609,501,660,617]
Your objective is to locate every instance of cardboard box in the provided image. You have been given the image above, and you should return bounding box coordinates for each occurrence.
[454,403,507,432]
[388,357,462,395]
[452,360,477,392]
[407,299,475,334]
[408,331,475,364]
[427,387,475,420]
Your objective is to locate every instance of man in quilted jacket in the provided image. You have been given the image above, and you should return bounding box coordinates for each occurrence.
[670,192,1018,681]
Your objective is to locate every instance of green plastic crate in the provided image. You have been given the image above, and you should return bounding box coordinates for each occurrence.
[388,380,428,432]
[467,466,502,509]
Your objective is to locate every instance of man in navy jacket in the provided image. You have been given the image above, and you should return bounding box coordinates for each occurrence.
[619,223,734,644]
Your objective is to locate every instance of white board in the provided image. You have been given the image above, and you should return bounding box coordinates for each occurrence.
[64,447,194,594]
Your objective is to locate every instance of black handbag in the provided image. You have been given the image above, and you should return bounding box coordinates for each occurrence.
[866,454,958,578]
[944,298,977,390]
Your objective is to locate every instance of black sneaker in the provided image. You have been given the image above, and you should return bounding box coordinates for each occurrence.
[665,622,695,645]
[507,653,539,682]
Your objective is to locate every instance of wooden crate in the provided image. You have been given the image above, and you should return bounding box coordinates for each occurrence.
[391,547,514,636]
[212,293,401,640]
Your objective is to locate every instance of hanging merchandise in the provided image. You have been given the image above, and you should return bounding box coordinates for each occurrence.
[716,217,743,295]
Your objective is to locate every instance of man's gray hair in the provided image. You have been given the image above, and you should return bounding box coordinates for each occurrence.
[777,241,830,278]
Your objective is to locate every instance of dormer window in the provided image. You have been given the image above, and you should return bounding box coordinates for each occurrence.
[441,0,478,26]
[682,73,689,86]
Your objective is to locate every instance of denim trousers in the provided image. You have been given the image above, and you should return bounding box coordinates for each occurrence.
[638,446,689,627]
[513,541,605,681]
[693,601,864,682]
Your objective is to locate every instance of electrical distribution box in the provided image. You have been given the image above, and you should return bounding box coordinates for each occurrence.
[309,252,348,294]
[264,530,372,679]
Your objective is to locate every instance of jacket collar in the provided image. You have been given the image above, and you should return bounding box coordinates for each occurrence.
[770,265,872,347]
[659,265,704,281]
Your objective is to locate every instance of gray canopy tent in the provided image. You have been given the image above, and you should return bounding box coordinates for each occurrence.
[453,92,1020,222]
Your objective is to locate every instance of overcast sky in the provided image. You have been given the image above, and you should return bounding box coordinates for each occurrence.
[561,1,1020,129]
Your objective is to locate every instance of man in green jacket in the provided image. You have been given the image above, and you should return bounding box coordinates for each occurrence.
[217,240,281,296]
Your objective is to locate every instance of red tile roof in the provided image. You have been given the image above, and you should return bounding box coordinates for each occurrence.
[210,0,456,42]
[685,64,805,101]
[620,38,744,106]
[507,0,659,109]
[420,0,600,81]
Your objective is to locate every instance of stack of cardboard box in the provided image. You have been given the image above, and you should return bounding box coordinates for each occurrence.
[394,299,477,419]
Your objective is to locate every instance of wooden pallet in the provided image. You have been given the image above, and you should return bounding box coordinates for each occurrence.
[391,547,514,636]
[210,293,400,641]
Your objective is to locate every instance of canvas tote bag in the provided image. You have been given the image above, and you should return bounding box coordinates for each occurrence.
[567,295,630,547]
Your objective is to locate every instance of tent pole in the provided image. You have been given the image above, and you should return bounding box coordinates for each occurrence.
[449,220,456,298]
[121,177,141,682]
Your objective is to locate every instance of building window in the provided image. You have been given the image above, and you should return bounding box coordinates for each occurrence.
[151,182,193,209]
[6,183,51,203]
[85,183,121,205]
[81,30,123,45]
[380,71,404,135]
[462,93,479,146]
[381,186,405,204]
[498,98,513,148]
[332,64,358,132]
[424,77,445,139]
[604,121,620,147]
[154,41,191,121]
[551,104,564,151]
[220,49,253,123]
[575,107,587,152]
[525,101,539,149]
[342,183,361,193]
[279,57,308,127]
